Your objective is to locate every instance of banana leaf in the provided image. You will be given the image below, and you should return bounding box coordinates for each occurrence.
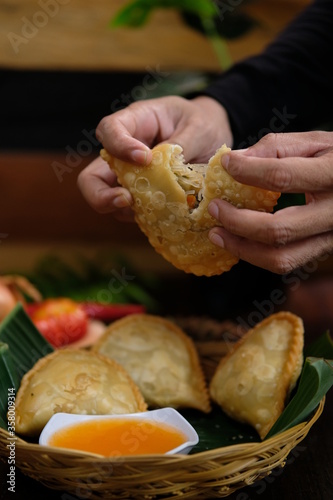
[265,356,333,439]
[0,303,54,379]
[0,414,6,429]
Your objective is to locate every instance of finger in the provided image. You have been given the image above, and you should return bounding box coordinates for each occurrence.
[208,197,333,246]
[96,110,153,165]
[161,97,232,163]
[222,150,333,192]
[208,226,333,274]
[166,125,217,163]
[244,131,333,158]
[77,156,133,214]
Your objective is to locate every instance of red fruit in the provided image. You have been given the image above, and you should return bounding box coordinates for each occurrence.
[28,298,88,348]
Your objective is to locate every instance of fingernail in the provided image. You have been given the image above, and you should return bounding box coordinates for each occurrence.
[221,154,230,169]
[113,194,132,208]
[208,201,219,220]
[209,232,225,248]
[131,149,148,165]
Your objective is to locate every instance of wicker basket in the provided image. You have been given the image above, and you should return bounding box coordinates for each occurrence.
[0,318,325,499]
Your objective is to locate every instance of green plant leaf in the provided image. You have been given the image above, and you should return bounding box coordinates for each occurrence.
[265,357,333,439]
[0,303,54,379]
[110,1,152,28]
[0,305,54,429]
[182,407,259,453]
[110,0,232,69]
[0,414,6,430]
[110,0,217,28]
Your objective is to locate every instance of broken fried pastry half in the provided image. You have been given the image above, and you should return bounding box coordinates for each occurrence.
[209,311,304,439]
[101,144,280,276]
[15,349,147,436]
[93,314,211,413]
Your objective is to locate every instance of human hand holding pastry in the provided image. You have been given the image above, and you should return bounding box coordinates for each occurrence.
[77,95,233,221]
[101,143,279,276]
[78,103,333,275]
[208,131,333,274]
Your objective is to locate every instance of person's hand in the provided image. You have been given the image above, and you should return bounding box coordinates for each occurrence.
[77,95,233,219]
[77,156,134,222]
[208,131,333,274]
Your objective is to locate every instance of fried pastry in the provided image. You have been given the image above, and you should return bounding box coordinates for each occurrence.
[101,144,280,276]
[209,311,304,439]
[15,349,147,436]
[93,314,211,413]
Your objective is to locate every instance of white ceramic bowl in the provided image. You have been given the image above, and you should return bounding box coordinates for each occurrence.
[39,408,199,456]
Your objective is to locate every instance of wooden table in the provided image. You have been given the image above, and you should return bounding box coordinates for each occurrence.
[0,0,310,71]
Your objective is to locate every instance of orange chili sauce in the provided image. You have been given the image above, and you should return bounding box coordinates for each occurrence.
[48,418,187,456]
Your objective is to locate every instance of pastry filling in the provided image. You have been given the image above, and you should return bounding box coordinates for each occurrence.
[169,150,205,211]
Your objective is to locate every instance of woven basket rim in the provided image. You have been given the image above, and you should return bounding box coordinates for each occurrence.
[0,400,324,500]
[0,397,324,465]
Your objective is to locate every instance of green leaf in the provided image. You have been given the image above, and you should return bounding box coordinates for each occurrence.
[0,305,54,429]
[182,407,259,453]
[0,414,6,430]
[110,0,231,69]
[265,357,333,439]
[110,0,217,29]
[110,1,152,28]
[200,16,233,69]
[0,303,54,379]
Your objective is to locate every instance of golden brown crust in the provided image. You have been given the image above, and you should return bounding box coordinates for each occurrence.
[15,349,147,436]
[209,311,304,439]
[93,313,211,413]
[101,144,280,276]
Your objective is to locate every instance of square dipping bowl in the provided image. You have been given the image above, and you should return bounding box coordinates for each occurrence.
[39,407,199,456]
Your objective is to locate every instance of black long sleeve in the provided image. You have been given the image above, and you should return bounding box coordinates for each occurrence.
[202,0,333,148]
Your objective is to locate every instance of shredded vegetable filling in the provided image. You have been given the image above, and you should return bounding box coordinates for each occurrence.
[171,161,206,211]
